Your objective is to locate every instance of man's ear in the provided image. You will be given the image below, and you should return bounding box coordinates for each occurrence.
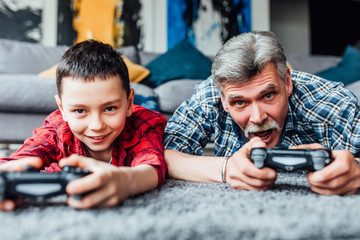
[285,68,293,97]
[126,89,135,117]
[220,94,229,113]
[55,95,67,121]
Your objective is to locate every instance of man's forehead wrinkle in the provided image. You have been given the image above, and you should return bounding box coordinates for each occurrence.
[226,82,277,100]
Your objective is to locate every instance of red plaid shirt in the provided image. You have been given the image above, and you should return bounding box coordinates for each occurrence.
[1,105,167,185]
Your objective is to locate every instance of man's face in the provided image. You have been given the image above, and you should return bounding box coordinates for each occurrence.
[221,63,293,147]
[56,76,133,161]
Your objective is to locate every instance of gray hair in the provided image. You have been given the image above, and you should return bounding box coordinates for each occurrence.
[211,31,288,92]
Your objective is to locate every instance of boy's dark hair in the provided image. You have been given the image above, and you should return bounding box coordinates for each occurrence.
[56,40,130,97]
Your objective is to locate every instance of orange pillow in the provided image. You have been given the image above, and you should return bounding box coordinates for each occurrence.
[122,55,150,83]
[38,64,58,78]
[38,56,150,83]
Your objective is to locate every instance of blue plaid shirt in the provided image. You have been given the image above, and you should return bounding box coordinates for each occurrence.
[164,71,360,157]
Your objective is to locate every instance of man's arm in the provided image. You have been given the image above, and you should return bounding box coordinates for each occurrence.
[165,137,277,191]
[293,144,360,195]
[165,149,223,182]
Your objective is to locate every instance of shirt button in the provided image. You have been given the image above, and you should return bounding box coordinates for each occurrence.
[235,143,241,149]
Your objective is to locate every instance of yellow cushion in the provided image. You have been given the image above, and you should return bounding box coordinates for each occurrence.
[38,64,58,78]
[122,56,150,83]
[38,56,150,83]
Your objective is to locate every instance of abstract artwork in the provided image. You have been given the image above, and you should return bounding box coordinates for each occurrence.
[0,0,42,42]
[167,0,251,56]
[72,0,141,48]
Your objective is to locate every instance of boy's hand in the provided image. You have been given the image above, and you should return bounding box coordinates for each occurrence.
[0,157,42,211]
[225,137,277,191]
[59,155,149,209]
[293,144,360,195]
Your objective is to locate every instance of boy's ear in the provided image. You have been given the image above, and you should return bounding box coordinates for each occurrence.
[55,95,67,121]
[126,89,135,117]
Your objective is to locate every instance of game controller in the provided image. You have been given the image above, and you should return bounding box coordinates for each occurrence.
[250,148,332,171]
[0,165,91,201]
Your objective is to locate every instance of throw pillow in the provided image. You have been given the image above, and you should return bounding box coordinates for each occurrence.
[130,82,160,112]
[145,39,212,87]
[37,56,150,83]
[316,45,360,85]
[122,56,150,83]
[38,64,58,78]
[0,38,68,74]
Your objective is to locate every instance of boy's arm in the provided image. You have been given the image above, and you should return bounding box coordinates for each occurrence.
[59,155,158,209]
[127,112,167,186]
[0,157,43,211]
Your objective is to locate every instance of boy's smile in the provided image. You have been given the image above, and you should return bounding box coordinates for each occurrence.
[56,75,133,162]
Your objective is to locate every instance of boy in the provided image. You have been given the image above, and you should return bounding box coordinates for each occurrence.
[0,40,167,210]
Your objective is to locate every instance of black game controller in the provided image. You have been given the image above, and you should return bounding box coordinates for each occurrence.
[250,148,332,171]
[0,165,91,201]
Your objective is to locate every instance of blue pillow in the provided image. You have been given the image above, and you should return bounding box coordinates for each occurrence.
[145,39,212,87]
[316,45,360,85]
[133,95,160,112]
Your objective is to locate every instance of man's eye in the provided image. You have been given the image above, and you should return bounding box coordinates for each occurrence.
[264,92,274,99]
[75,109,85,114]
[235,100,244,106]
[105,106,116,112]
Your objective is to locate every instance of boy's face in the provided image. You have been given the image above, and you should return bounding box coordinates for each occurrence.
[56,75,133,161]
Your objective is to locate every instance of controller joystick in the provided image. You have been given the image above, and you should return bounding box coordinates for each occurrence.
[250,148,332,171]
[0,165,91,201]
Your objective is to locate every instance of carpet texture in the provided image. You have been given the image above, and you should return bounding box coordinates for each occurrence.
[2,170,359,240]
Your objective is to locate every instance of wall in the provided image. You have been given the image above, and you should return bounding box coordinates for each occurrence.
[270,0,310,55]
[0,0,310,55]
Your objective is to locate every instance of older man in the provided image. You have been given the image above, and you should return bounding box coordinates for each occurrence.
[164,31,360,195]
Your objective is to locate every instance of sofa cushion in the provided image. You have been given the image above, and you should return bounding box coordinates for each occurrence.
[286,55,341,74]
[0,75,159,114]
[154,79,203,113]
[145,40,212,87]
[316,45,360,85]
[122,56,150,83]
[130,82,159,111]
[0,74,58,113]
[138,51,160,66]
[116,45,140,64]
[0,38,69,74]
[37,55,150,83]
[344,79,360,103]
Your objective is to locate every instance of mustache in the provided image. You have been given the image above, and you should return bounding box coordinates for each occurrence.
[244,121,281,138]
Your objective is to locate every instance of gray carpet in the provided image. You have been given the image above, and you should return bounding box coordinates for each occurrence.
[2,170,360,240]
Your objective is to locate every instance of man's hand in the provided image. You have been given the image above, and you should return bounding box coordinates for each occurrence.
[225,137,277,191]
[293,144,360,195]
[59,155,158,209]
[0,157,43,211]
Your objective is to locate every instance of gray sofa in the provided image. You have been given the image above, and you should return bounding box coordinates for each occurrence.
[0,38,202,144]
[1,38,359,145]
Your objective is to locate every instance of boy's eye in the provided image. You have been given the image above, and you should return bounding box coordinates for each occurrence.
[105,106,116,112]
[75,109,86,114]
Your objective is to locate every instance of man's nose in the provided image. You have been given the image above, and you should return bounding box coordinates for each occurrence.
[249,103,267,125]
[88,114,105,131]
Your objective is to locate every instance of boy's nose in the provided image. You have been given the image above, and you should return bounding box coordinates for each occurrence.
[88,114,105,131]
[249,103,267,125]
